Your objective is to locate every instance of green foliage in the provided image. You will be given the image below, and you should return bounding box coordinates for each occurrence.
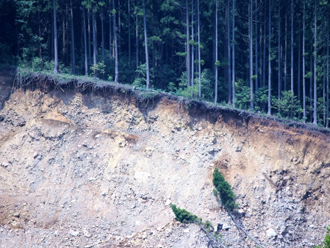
[170,204,216,236]
[175,71,198,98]
[204,220,214,232]
[133,63,148,88]
[175,69,214,101]
[18,58,70,74]
[325,226,330,248]
[200,69,214,101]
[213,168,236,211]
[91,62,106,78]
[315,226,330,248]
[255,87,268,112]
[170,204,198,224]
[272,91,302,118]
[235,79,251,110]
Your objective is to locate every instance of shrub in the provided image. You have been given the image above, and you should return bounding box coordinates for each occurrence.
[213,168,236,211]
[325,226,330,248]
[170,203,198,224]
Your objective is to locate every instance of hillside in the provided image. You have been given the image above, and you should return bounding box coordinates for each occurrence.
[0,71,329,248]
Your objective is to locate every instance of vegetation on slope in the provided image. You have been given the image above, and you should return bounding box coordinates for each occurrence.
[2,0,330,126]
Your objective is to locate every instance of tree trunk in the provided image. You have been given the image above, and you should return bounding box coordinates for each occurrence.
[62,9,66,63]
[128,0,131,64]
[191,0,194,97]
[38,10,42,58]
[249,0,253,110]
[302,1,306,122]
[136,11,139,70]
[267,0,272,115]
[298,22,301,102]
[92,11,97,78]
[143,0,150,89]
[88,9,91,69]
[197,0,201,99]
[327,12,329,128]
[310,53,313,122]
[70,0,75,74]
[313,2,317,125]
[227,0,231,104]
[109,0,113,60]
[290,0,293,93]
[263,18,266,88]
[100,9,105,63]
[232,0,236,107]
[255,8,258,93]
[284,13,287,91]
[214,0,218,104]
[82,8,88,76]
[277,3,281,100]
[113,0,119,83]
[323,65,326,125]
[53,0,58,74]
[186,0,191,88]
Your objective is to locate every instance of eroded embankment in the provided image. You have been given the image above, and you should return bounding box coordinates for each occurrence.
[0,73,329,248]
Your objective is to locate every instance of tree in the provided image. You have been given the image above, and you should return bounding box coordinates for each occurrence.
[100,8,105,63]
[191,0,195,97]
[277,1,281,100]
[326,11,329,128]
[267,0,272,115]
[143,0,150,89]
[302,0,306,122]
[186,0,191,89]
[170,204,198,223]
[227,0,232,105]
[197,0,201,99]
[92,10,97,77]
[82,7,88,75]
[213,168,236,211]
[113,0,119,82]
[313,0,317,125]
[290,0,294,94]
[70,0,75,74]
[53,0,59,73]
[232,0,236,107]
[214,0,218,104]
[249,0,254,110]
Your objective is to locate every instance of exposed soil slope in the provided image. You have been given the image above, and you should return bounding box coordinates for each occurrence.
[0,73,329,248]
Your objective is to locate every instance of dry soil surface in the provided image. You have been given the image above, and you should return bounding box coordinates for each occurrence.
[0,73,330,248]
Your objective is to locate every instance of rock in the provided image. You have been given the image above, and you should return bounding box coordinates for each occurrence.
[236,146,243,152]
[83,229,92,238]
[10,220,20,229]
[1,162,9,168]
[12,212,20,218]
[222,223,230,231]
[266,228,277,238]
[216,224,223,232]
[145,147,155,157]
[69,230,80,237]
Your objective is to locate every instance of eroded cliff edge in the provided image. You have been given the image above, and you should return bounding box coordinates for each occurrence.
[0,73,329,247]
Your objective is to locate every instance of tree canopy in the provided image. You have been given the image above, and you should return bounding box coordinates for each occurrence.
[2,0,330,126]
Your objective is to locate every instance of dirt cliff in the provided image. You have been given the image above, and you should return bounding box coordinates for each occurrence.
[0,72,329,248]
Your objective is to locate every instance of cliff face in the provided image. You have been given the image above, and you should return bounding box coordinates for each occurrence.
[0,73,329,248]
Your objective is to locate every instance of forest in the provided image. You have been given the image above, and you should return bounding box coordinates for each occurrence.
[1,0,330,126]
